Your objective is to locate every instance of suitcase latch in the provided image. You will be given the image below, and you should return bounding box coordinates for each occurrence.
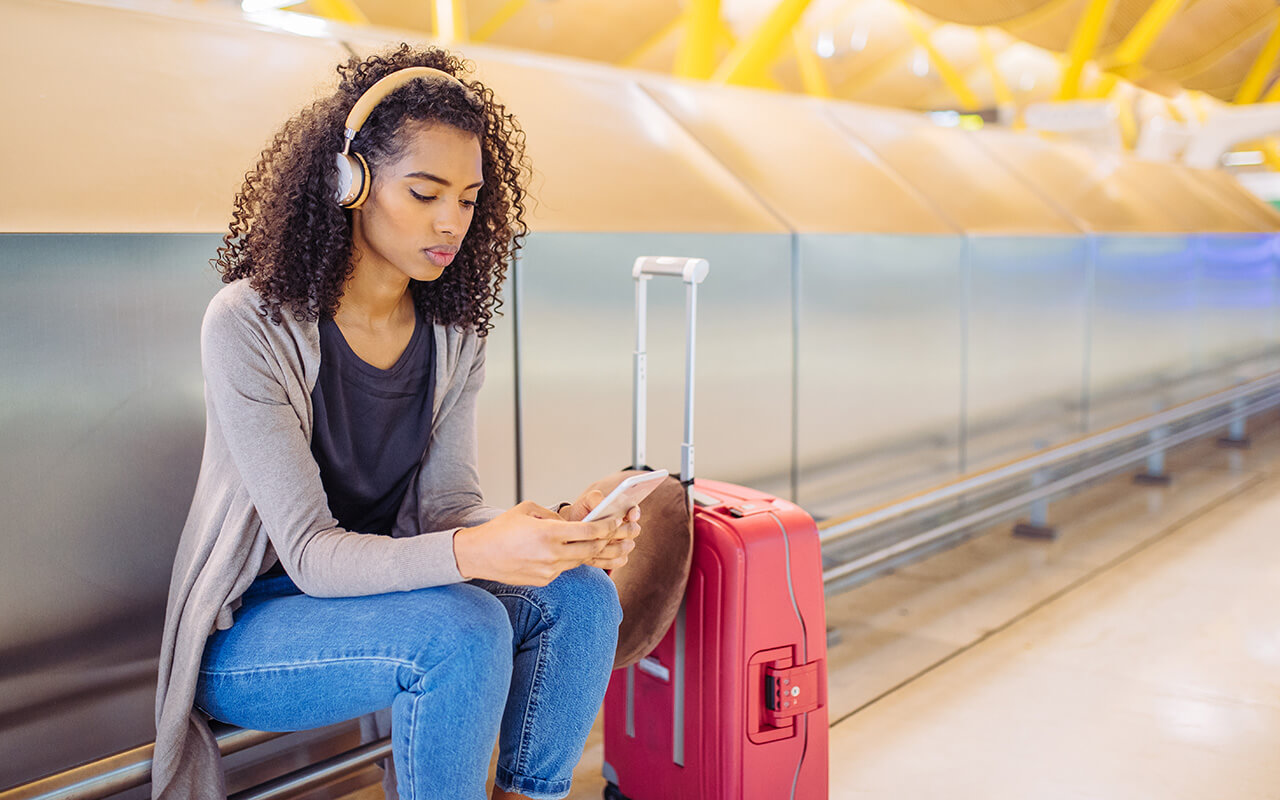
[763,662,822,726]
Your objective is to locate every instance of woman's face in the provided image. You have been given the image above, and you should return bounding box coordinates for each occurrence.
[351,122,484,284]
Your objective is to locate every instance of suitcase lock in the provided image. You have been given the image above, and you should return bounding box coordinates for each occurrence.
[763,662,821,726]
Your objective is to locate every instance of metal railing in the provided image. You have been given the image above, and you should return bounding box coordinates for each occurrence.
[818,370,1280,592]
[1,726,281,800]
[0,722,389,800]
[7,371,1278,800]
[228,739,390,800]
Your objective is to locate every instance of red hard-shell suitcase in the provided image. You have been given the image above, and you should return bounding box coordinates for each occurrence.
[601,257,828,800]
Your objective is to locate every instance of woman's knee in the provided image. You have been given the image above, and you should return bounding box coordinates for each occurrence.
[549,565,624,631]
[405,584,513,682]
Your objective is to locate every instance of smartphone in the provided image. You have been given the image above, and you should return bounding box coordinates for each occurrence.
[581,469,671,523]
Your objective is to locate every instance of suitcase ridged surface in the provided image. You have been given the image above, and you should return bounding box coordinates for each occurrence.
[602,479,829,800]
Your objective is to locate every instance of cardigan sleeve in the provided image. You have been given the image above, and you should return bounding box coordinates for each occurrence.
[201,297,466,597]
[414,333,505,532]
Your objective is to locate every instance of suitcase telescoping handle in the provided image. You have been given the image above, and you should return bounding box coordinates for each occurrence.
[631,257,710,491]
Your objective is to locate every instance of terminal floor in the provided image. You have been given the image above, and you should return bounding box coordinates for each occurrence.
[339,414,1280,800]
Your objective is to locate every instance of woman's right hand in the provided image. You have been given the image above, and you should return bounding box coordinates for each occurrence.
[452,501,625,586]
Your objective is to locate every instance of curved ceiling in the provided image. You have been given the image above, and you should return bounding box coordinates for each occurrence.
[907,0,1280,102]
[286,0,1280,108]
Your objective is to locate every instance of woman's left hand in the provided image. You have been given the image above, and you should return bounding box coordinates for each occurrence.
[558,489,641,571]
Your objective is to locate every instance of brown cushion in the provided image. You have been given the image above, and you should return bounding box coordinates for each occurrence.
[584,469,693,669]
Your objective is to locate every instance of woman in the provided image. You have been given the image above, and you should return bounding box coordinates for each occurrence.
[152,44,639,800]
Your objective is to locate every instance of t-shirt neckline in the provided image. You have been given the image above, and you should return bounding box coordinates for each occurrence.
[322,309,426,379]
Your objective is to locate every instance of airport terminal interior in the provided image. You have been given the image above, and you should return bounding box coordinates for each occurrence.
[5,0,1280,797]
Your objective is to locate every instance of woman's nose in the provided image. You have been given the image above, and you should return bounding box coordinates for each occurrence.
[434,203,462,236]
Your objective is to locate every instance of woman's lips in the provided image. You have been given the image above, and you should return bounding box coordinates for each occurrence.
[424,248,456,267]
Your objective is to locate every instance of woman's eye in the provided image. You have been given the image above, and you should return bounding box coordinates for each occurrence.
[462,199,477,208]
[409,190,434,202]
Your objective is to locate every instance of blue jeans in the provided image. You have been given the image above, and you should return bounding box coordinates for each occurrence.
[194,565,623,800]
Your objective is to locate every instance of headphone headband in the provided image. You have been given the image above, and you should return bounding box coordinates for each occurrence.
[341,67,470,152]
[335,66,472,209]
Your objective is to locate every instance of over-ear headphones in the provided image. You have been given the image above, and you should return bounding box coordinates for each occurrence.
[334,66,472,209]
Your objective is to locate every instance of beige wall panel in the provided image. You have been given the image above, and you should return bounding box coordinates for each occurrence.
[1131,162,1269,232]
[825,104,1079,233]
[1185,169,1280,231]
[1,0,351,233]
[345,40,785,233]
[970,128,1187,232]
[641,82,955,233]
[472,0,681,65]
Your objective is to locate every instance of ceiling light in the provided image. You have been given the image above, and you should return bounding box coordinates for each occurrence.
[241,0,295,11]
[816,30,835,58]
[1223,151,1264,167]
[849,27,868,52]
[241,7,332,36]
[911,47,929,77]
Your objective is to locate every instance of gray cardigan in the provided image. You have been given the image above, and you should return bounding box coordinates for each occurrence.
[152,279,503,799]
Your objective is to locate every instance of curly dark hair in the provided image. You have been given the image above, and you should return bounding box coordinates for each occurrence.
[214,43,530,336]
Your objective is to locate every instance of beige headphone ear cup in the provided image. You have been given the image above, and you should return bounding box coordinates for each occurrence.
[349,152,372,209]
[334,151,370,208]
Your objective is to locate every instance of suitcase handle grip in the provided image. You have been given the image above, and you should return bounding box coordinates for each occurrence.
[631,257,710,488]
[632,256,709,284]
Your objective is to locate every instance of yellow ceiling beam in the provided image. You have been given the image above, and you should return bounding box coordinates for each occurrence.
[1187,91,1208,122]
[1262,139,1280,170]
[717,17,737,50]
[1235,18,1280,103]
[899,2,980,110]
[1058,0,1117,100]
[1115,94,1137,148]
[622,13,686,68]
[713,0,816,87]
[432,0,467,43]
[977,27,1012,108]
[473,0,527,42]
[791,26,832,98]
[1088,71,1119,99]
[307,0,368,26]
[1105,0,1185,69]
[836,41,915,95]
[675,0,721,79]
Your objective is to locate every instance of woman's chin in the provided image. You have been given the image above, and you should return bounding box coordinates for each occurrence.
[406,264,446,283]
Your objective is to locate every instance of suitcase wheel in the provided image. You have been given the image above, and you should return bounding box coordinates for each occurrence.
[603,781,633,800]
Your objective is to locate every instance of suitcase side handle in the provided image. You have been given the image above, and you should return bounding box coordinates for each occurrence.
[631,257,710,489]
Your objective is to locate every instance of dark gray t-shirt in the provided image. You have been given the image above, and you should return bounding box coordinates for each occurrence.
[309,309,436,536]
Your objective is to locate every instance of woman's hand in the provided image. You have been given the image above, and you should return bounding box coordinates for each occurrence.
[453,501,625,586]
[557,488,641,572]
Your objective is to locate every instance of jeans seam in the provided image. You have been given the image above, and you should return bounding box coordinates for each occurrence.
[405,675,420,800]
[516,633,546,777]
[198,655,419,677]
[488,590,553,778]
